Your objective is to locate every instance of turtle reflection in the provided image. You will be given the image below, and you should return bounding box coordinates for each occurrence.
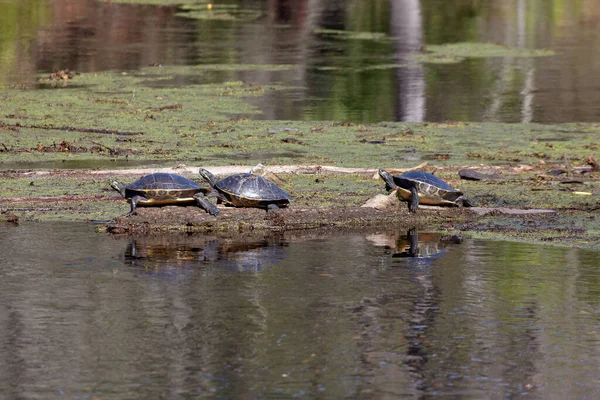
[364,228,461,262]
[124,235,286,273]
[393,228,450,259]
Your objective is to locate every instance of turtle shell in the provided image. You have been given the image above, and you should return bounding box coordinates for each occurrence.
[125,173,207,206]
[215,173,291,207]
[394,171,463,206]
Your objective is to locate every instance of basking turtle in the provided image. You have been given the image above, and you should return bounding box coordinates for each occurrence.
[110,172,219,216]
[379,169,471,213]
[199,168,291,211]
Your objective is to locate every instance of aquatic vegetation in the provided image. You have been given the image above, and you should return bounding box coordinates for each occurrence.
[1,70,599,169]
[313,29,391,41]
[97,0,204,5]
[316,63,409,72]
[413,42,555,64]
[177,3,262,21]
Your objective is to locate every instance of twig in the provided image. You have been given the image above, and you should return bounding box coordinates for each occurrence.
[2,121,144,136]
[564,154,572,177]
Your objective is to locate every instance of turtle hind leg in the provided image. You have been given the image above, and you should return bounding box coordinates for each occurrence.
[266,203,280,212]
[459,197,474,208]
[194,193,220,216]
[408,187,419,213]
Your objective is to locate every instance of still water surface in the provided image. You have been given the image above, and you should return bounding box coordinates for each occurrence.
[3,0,600,123]
[1,222,600,398]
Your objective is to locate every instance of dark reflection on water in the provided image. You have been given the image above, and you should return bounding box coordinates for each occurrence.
[1,222,600,398]
[3,0,600,123]
[390,228,453,260]
[124,234,287,273]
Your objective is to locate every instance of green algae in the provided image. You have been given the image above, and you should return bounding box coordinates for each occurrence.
[289,174,381,208]
[314,29,391,41]
[0,173,121,222]
[315,63,409,72]
[96,0,203,5]
[413,42,555,64]
[177,3,262,21]
[138,64,296,74]
[0,67,289,164]
[97,0,261,21]
[3,66,598,169]
[456,211,600,250]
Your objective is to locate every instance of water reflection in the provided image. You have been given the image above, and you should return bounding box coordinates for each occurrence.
[124,234,287,273]
[361,228,450,393]
[367,228,460,262]
[2,0,600,122]
[393,228,448,259]
[2,223,600,397]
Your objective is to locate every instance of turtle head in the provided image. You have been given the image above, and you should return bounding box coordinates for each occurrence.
[199,168,217,187]
[109,179,126,197]
[378,169,397,191]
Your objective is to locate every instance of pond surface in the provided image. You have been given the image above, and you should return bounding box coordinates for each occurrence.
[2,0,600,123]
[2,1,600,397]
[1,222,600,398]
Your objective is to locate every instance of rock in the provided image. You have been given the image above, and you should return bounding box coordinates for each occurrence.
[361,192,398,210]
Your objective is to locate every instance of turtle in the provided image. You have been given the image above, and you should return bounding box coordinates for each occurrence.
[110,172,219,216]
[378,169,471,213]
[198,168,291,211]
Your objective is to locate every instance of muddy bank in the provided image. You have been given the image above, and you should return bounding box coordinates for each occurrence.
[1,162,599,248]
[101,202,465,235]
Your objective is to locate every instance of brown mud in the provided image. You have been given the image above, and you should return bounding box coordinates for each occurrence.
[103,202,459,235]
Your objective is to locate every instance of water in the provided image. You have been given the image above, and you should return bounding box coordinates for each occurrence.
[2,0,600,123]
[2,1,600,397]
[1,222,600,398]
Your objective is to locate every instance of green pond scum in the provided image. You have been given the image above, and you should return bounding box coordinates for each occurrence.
[97,0,262,22]
[0,66,599,247]
[313,29,392,41]
[1,68,596,167]
[97,0,208,5]
[1,65,597,167]
[177,3,262,21]
[412,42,555,64]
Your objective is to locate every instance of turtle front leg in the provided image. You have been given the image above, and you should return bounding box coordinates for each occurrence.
[408,187,419,213]
[128,195,147,216]
[194,193,220,216]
